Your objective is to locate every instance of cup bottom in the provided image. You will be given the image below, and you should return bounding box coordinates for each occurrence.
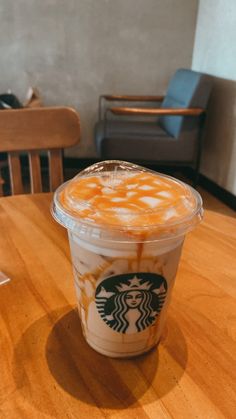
[85,336,160,358]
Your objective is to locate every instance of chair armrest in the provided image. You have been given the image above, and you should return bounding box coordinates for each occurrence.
[101,95,165,102]
[99,95,165,120]
[108,106,205,116]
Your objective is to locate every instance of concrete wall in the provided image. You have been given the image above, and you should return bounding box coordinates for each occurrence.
[0,0,198,157]
[192,0,236,195]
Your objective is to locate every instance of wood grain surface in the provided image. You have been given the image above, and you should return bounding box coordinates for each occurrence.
[0,107,80,152]
[0,193,235,419]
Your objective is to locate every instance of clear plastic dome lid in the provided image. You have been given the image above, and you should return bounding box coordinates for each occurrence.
[52,160,203,241]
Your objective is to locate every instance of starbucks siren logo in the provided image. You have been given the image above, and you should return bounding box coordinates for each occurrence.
[95,273,167,334]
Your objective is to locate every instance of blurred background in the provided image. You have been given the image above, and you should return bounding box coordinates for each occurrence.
[0,0,235,200]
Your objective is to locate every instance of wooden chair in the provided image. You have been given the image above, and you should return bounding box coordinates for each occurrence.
[0,107,80,196]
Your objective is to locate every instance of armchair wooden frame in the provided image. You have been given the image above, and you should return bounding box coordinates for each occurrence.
[108,106,205,117]
[98,94,165,120]
[0,107,80,196]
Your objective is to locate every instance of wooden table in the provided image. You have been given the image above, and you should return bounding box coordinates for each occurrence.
[0,193,235,419]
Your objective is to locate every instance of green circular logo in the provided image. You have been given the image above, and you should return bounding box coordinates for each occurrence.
[95,273,167,334]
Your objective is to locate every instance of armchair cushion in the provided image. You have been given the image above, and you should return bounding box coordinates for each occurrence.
[96,132,196,162]
[95,119,169,142]
[159,69,212,138]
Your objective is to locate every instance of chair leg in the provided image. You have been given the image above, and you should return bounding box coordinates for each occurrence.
[193,161,200,188]
[0,179,3,197]
[193,114,206,189]
[0,164,6,196]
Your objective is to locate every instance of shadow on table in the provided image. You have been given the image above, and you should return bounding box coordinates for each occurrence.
[13,306,188,415]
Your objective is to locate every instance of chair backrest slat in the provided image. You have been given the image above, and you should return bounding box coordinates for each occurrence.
[28,151,42,193]
[48,149,63,192]
[0,107,80,195]
[8,152,24,195]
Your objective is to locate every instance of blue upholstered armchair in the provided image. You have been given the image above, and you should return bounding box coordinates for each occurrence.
[95,69,213,185]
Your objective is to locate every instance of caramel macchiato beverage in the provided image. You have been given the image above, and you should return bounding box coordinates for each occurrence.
[52,161,203,357]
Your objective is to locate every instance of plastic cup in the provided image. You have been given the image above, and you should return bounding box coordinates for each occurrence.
[52,160,203,358]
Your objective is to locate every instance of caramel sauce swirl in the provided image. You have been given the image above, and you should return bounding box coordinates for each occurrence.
[60,172,196,231]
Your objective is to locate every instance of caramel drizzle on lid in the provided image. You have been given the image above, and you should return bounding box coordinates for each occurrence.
[60,172,195,229]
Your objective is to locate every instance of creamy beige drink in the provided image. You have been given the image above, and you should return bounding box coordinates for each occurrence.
[52,160,203,357]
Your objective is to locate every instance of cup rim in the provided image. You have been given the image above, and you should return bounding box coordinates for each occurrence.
[52,163,203,243]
